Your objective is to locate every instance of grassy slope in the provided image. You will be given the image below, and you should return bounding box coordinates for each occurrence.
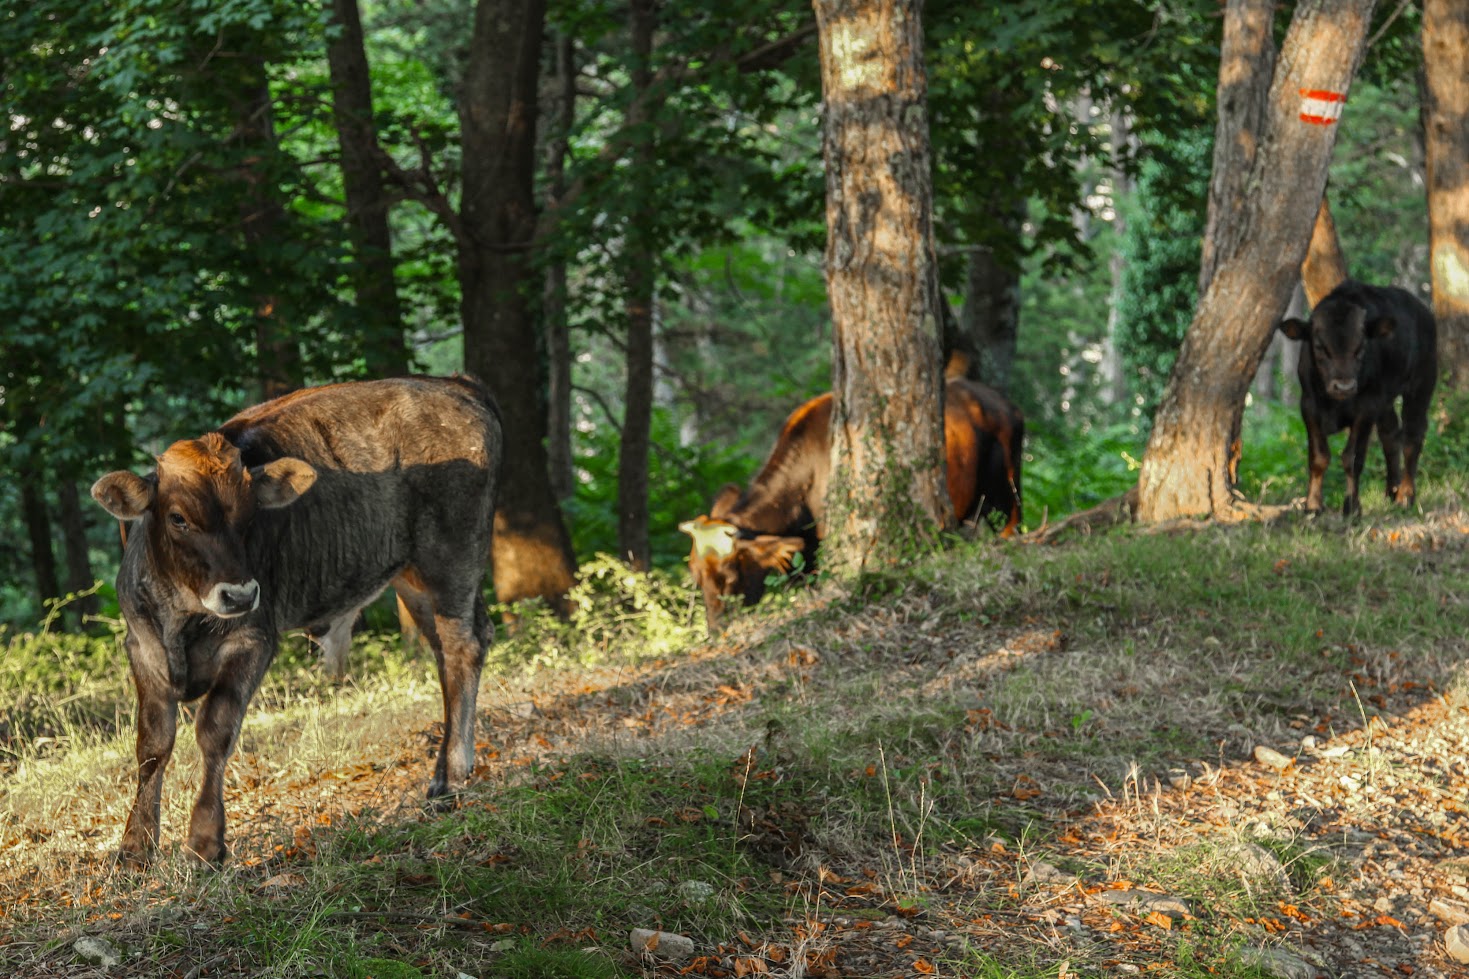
[3,485,1469,978]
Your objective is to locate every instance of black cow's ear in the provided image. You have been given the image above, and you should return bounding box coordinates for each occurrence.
[92,471,155,520]
[1368,315,1396,338]
[1277,318,1309,340]
[253,458,317,509]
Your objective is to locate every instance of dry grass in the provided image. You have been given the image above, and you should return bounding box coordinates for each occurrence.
[4,501,1469,976]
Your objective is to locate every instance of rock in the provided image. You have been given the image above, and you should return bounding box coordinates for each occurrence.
[1166,768,1192,789]
[1238,947,1316,979]
[630,928,695,963]
[1094,889,1190,918]
[74,936,122,968]
[676,880,716,903]
[1446,924,1469,965]
[1254,745,1293,770]
[1221,842,1291,891]
[1432,899,1469,925]
[1021,860,1078,888]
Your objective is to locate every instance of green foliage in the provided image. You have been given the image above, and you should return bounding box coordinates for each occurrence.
[492,554,704,671]
[564,407,756,568]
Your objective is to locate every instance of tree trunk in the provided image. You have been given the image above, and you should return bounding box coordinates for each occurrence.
[543,30,576,503]
[231,59,302,401]
[327,0,408,378]
[963,243,1020,392]
[1137,0,1377,523]
[815,0,949,574]
[1197,0,1278,298]
[1422,0,1469,390]
[1302,195,1350,306]
[56,479,99,627]
[460,0,577,609]
[617,0,658,571]
[21,477,60,614]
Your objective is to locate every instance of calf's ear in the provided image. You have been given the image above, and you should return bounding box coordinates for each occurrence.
[709,483,742,520]
[92,472,156,520]
[1277,318,1309,340]
[252,458,317,509]
[1367,315,1396,338]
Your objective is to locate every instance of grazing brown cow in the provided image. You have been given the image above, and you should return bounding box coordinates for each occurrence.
[680,368,1023,629]
[91,376,502,866]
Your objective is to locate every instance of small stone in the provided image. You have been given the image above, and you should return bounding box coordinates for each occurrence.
[1221,842,1291,891]
[256,872,305,895]
[630,928,696,963]
[490,939,517,953]
[1238,947,1315,979]
[1374,895,1394,914]
[74,936,122,968]
[1021,860,1078,888]
[1094,889,1190,918]
[676,880,716,903]
[1166,768,1192,789]
[1300,735,1317,751]
[1254,745,1293,770]
[1446,924,1469,965]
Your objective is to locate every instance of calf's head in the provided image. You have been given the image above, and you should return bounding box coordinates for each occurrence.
[678,514,803,631]
[92,433,317,618]
[1279,304,1395,400]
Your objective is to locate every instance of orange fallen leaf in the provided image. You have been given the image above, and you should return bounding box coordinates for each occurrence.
[1144,910,1172,930]
[913,959,935,974]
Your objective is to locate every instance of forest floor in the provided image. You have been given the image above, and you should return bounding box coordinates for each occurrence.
[4,499,1469,978]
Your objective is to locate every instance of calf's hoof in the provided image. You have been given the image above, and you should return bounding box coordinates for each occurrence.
[115,844,155,870]
[185,834,228,866]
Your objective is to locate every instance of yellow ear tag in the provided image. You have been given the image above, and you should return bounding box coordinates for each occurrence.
[678,518,738,558]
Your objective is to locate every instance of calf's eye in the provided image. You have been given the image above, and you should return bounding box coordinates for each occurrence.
[168,512,190,532]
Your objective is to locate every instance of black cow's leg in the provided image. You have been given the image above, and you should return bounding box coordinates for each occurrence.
[1341,415,1374,518]
[1376,406,1405,502]
[186,641,270,864]
[120,638,178,866]
[1303,412,1330,514]
[1400,387,1433,507]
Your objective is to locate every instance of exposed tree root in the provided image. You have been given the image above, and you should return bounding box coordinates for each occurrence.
[1021,486,1294,544]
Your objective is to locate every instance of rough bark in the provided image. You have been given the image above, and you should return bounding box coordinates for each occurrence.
[56,479,99,626]
[460,0,577,609]
[1197,0,1279,298]
[1422,0,1469,390]
[1137,0,1377,523]
[21,477,60,613]
[1302,195,1350,306]
[815,0,950,574]
[617,0,658,572]
[544,31,576,503]
[327,0,408,377]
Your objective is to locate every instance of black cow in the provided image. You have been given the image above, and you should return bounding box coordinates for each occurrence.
[1278,280,1437,517]
[91,376,502,866]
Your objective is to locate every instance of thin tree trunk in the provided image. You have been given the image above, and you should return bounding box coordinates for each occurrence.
[56,479,99,627]
[21,477,60,614]
[460,0,577,609]
[1422,0,1469,390]
[617,0,658,571]
[1197,0,1278,298]
[231,61,302,401]
[963,244,1020,392]
[1137,0,1377,523]
[815,0,949,574]
[1302,195,1350,306]
[544,31,576,503]
[327,0,408,377]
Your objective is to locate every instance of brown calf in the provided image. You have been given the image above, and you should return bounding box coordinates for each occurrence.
[92,376,502,865]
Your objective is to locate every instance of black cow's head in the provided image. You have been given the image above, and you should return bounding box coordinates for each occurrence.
[1279,303,1396,401]
[92,433,317,618]
[678,514,803,632]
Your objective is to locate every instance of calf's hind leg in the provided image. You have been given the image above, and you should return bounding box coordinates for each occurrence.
[394,570,490,799]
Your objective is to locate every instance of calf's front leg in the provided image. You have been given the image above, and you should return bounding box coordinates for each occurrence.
[186,645,270,864]
[120,674,178,867]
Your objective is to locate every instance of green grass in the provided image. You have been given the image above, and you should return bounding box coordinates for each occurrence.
[4,483,1468,977]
